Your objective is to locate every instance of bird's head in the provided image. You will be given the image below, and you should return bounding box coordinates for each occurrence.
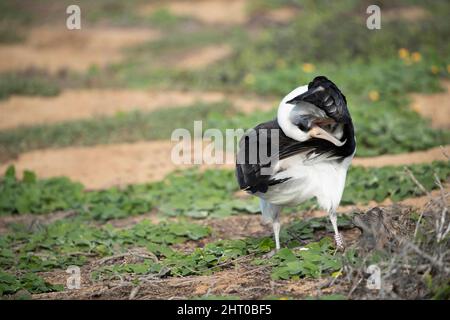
[300,76,351,124]
[278,76,351,146]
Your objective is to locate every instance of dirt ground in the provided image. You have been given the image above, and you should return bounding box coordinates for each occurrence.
[175,44,233,70]
[32,262,339,300]
[410,81,450,129]
[383,5,429,22]
[0,26,160,73]
[0,89,224,130]
[0,140,234,189]
[0,89,275,130]
[352,145,450,167]
[141,0,249,25]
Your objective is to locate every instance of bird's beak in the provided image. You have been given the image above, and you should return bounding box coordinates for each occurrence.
[308,126,346,147]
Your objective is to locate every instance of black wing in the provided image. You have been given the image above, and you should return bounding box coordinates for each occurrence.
[235,120,340,194]
[235,120,283,194]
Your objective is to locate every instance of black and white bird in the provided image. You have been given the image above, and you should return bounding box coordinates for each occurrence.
[235,76,356,250]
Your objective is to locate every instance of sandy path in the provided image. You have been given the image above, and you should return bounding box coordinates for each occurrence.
[259,7,298,23]
[383,6,429,22]
[0,89,275,130]
[0,140,234,189]
[1,140,447,189]
[141,0,298,26]
[0,26,160,73]
[0,90,224,130]
[410,81,450,129]
[175,44,233,70]
[352,145,449,167]
[141,0,248,25]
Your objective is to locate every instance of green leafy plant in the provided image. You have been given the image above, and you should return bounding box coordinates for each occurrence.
[0,218,210,276]
[0,271,63,295]
[93,217,347,281]
[271,238,342,280]
[0,166,84,215]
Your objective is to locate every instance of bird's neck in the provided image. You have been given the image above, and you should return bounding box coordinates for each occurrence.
[277,103,310,142]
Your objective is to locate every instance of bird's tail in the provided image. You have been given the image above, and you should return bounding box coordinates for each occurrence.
[259,198,281,223]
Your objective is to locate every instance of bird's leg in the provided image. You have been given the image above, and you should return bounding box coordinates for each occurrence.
[262,218,281,259]
[273,218,281,251]
[329,210,344,249]
[260,200,282,257]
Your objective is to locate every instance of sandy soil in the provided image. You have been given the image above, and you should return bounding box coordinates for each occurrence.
[0,89,224,130]
[410,81,450,129]
[141,0,249,25]
[0,140,235,189]
[260,7,298,23]
[141,0,298,26]
[383,6,429,22]
[175,44,233,70]
[0,26,160,73]
[353,145,450,167]
[0,89,275,130]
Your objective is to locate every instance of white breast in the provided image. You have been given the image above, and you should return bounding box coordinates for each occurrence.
[258,154,354,212]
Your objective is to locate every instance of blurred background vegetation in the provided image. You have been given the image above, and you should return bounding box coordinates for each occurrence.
[0,0,449,158]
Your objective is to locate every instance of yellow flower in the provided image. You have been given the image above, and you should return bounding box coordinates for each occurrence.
[430,65,439,74]
[276,59,286,69]
[244,73,255,85]
[368,90,380,102]
[411,103,421,113]
[302,63,315,73]
[279,297,289,300]
[411,52,421,63]
[398,48,409,59]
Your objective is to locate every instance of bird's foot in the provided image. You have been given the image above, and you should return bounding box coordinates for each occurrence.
[334,233,345,251]
[262,248,278,259]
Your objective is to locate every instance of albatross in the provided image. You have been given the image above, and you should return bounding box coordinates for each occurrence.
[235,76,356,250]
